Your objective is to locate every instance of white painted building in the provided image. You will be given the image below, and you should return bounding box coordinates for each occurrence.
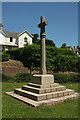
[0,24,33,52]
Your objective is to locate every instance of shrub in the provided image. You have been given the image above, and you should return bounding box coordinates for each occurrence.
[5,44,80,72]
[13,72,33,83]
[2,72,80,83]
[2,53,10,62]
[53,73,80,83]
[53,55,78,72]
[2,73,33,83]
[5,48,23,60]
[2,74,13,82]
[76,57,80,72]
[20,44,40,69]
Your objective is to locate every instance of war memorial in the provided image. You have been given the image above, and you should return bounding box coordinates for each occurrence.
[6,16,80,107]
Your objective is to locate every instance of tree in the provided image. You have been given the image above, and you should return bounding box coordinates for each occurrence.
[61,43,67,48]
[37,39,55,47]
[32,33,55,47]
[32,34,39,44]
[46,39,55,46]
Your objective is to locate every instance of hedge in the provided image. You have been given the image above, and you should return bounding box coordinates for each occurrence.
[13,72,33,83]
[2,72,32,83]
[5,44,80,72]
[2,74,13,82]
[2,72,80,83]
[53,73,80,83]
[0,53,10,62]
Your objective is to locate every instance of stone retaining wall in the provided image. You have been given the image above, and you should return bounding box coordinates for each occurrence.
[2,67,30,76]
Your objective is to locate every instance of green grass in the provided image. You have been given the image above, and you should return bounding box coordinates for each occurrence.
[2,82,80,119]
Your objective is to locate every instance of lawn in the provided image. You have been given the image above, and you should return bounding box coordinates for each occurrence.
[2,82,80,119]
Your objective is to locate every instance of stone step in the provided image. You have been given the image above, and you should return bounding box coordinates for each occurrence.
[22,85,66,94]
[14,88,75,101]
[28,82,59,89]
[5,91,79,107]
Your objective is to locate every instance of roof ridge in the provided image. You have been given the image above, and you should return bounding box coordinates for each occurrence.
[3,30,19,33]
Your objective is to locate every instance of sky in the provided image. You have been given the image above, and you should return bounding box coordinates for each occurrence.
[2,2,78,47]
[0,2,2,23]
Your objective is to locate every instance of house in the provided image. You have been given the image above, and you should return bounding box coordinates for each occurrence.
[67,45,80,56]
[73,46,80,56]
[67,46,73,50]
[0,24,33,52]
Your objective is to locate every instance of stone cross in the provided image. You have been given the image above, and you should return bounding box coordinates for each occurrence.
[38,16,48,75]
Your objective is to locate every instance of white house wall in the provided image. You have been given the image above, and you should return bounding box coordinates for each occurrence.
[6,37,17,46]
[18,33,32,48]
[0,33,6,45]
[0,33,17,46]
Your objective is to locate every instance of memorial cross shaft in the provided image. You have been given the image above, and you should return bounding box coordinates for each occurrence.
[38,16,48,75]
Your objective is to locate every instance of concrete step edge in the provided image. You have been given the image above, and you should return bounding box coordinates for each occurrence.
[14,88,75,97]
[22,85,66,94]
[5,91,80,107]
[28,82,60,88]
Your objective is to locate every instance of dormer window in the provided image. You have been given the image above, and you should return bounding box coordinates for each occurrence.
[24,37,27,42]
[10,37,13,42]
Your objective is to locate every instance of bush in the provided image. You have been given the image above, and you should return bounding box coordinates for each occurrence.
[6,44,40,70]
[2,53,10,62]
[2,73,33,83]
[2,72,80,83]
[53,55,78,72]
[2,74,13,82]
[76,57,80,72]
[5,44,80,72]
[53,73,80,83]
[5,48,23,60]
[20,44,40,69]
[13,72,33,83]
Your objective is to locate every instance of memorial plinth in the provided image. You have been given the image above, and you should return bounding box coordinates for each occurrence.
[5,16,80,107]
[33,74,54,85]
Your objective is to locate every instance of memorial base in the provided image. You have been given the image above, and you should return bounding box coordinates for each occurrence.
[5,74,80,107]
[32,74,54,85]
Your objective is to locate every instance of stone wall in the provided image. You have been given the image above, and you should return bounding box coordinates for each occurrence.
[2,67,30,76]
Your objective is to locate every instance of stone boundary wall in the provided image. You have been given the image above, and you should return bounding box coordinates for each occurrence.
[2,67,30,76]
[2,66,74,76]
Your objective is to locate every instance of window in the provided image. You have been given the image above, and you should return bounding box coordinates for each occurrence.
[10,37,13,42]
[24,37,27,42]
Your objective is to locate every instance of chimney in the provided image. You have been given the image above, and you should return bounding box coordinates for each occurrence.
[0,24,3,31]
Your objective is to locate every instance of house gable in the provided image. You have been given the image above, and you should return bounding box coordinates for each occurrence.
[18,31,33,48]
[18,30,33,38]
